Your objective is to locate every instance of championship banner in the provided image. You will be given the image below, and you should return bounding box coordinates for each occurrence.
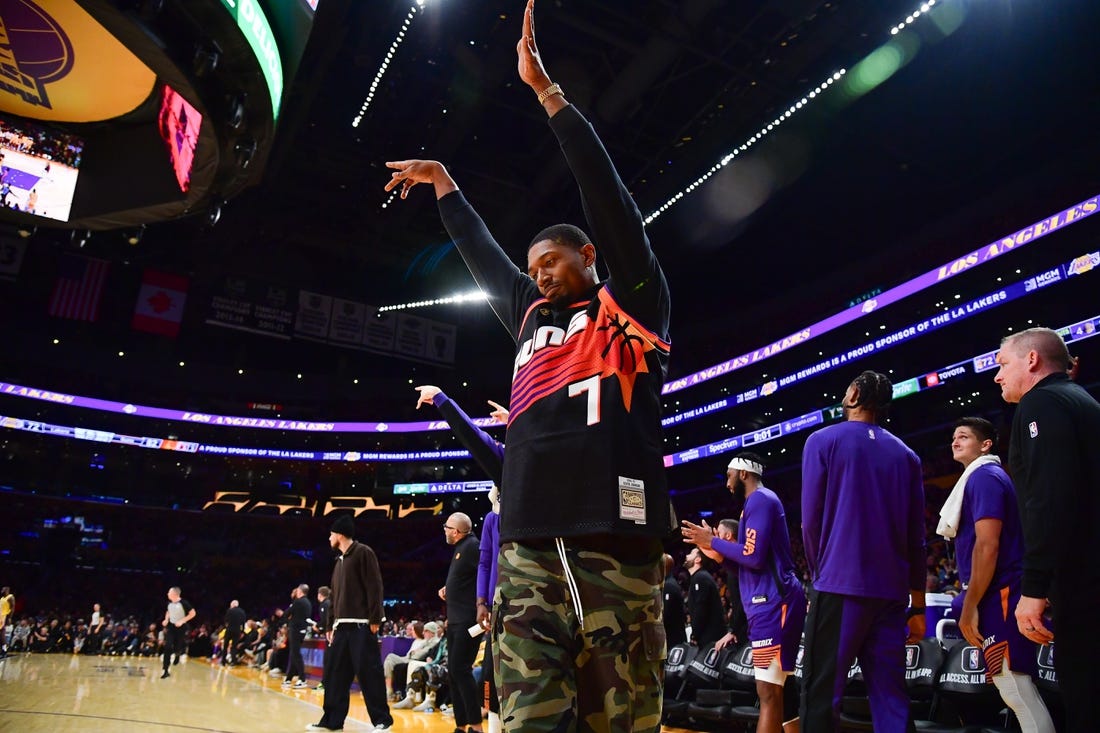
[205,275,294,339]
[328,298,367,345]
[287,295,456,365]
[294,290,332,341]
[132,269,188,337]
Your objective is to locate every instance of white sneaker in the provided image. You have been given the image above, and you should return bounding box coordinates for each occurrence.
[372,726,392,732]
[293,679,309,688]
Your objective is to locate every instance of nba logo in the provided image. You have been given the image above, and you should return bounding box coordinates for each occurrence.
[905,645,919,670]
[668,647,683,665]
[796,646,805,667]
[963,647,986,673]
[704,648,719,666]
[740,647,754,667]
[1038,644,1055,668]
[1029,422,1039,438]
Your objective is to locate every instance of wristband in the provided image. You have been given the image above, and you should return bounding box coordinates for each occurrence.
[906,607,925,619]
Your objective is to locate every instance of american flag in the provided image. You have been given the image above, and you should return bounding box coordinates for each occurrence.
[48,254,110,321]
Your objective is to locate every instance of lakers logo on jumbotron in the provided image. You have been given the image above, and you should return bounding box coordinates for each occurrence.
[0,0,73,109]
[0,0,155,122]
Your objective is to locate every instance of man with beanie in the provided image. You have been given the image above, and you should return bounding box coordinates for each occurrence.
[308,515,392,732]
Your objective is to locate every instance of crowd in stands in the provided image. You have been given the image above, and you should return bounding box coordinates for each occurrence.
[0,121,82,168]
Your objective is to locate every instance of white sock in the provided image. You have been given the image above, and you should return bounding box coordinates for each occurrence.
[992,671,1055,733]
[488,711,501,733]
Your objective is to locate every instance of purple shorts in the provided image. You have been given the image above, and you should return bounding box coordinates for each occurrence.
[746,584,806,672]
[952,583,1035,679]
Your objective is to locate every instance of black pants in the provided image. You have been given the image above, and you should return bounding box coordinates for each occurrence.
[483,629,498,714]
[799,589,915,733]
[1051,592,1100,733]
[287,627,306,681]
[222,626,242,663]
[447,621,483,728]
[319,623,392,729]
[162,624,185,671]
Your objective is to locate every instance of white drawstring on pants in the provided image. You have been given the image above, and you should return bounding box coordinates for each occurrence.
[555,537,585,630]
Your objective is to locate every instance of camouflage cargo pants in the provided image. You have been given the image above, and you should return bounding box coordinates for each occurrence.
[492,538,666,733]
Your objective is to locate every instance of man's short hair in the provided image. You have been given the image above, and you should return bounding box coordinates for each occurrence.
[529,223,592,251]
[297,583,310,596]
[718,519,739,536]
[1001,327,1073,370]
[955,416,996,445]
[317,586,331,599]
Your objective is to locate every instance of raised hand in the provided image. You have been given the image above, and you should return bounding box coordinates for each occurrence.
[414,385,442,409]
[384,159,454,200]
[516,0,552,92]
[487,399,509,423]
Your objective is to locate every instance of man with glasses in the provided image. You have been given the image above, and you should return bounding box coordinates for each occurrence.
[440,512,483,733]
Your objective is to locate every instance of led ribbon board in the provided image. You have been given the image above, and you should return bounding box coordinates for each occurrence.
[0,382,502,434]
[218,0,283,118]
[663,310,1100,468]
[662,251,1098,428]
[662,194,1098,395]
[1,309,1097,464]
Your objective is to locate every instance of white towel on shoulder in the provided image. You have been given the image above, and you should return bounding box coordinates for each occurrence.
[937,454,1001,539]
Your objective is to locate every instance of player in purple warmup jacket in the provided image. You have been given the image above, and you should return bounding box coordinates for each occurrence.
[799,371,926,733]
[683,451,806,733]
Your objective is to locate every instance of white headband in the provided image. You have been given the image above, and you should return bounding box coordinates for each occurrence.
[727,457,764,476]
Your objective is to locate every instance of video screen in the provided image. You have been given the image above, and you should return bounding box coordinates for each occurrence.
[157,85,202,193]
[0,114,84,222]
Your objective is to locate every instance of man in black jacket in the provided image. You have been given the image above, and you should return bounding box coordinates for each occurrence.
[308,515,392,732]
[222,600,246,666]
[685,548,726,647]
[662,555,687,648]
[385,2,671,729]
[440,512,482,733]
[283,584,312,689]
[995,327,1100,733]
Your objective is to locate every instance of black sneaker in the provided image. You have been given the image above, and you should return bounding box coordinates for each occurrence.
[160,670,170,679]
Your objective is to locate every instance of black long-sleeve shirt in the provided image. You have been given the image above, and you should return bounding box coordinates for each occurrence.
[437,103,672,542]
[287,596,312,632]
[687,569,726,647]
[663,576,687,647]
[328,541,385,629]
[433,391,503,486]
[445,534,480,625]
[1008,372,1100,599]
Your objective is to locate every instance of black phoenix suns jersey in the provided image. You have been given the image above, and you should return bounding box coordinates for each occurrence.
[437,103,673,542]
[500,285,671,540]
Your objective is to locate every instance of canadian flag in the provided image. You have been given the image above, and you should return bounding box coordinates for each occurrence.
[132,269,189,337]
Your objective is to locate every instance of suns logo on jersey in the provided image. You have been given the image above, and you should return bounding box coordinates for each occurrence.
[743,527,757,555]
[509,289,668,423]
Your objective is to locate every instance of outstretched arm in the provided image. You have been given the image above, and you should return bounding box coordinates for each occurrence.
[519,0,668,333]
[415,386,504,486]
[384,159,538,336]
